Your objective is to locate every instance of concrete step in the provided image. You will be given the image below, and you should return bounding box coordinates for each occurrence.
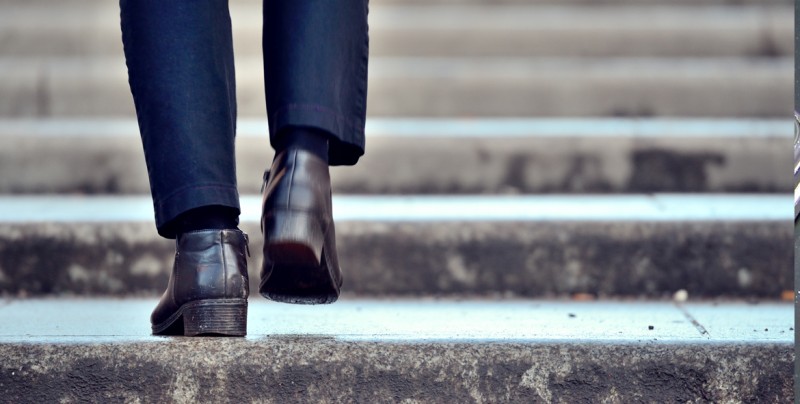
[0,195,790,298]
[0,5,791,58]
[0,118,790,194]
[1,57,789,118]
[0,298,792,402]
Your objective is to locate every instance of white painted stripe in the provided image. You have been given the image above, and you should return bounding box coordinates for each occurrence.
[0,195,790,223]
[0,118,790,139]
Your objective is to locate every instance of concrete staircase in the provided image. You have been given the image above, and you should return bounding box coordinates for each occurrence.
[0,299,792,402]
[0,194,791,298]
[0,0,793,402]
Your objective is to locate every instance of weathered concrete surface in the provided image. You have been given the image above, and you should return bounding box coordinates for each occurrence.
[0,299,793,403]
[0,4,792,58]
[0,195,791,298]
[0,118,791,194]
[0,57,790,118]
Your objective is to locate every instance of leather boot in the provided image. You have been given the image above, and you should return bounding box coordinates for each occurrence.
[260,149,342,304]
[151,229,250,336]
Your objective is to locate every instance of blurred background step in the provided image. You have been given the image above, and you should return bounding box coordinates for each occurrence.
[0,5,791,58]
[0,299,792,402]
[0,118,790,194]
[0,57,790,117]
[0,195,790,298]
[1,0,791,5]
[377,0,793,4]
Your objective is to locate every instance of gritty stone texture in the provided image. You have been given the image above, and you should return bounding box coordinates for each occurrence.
[331,134,792,194]
[0,219,790,298]
[0,223,172,296]
[794,219,800,402]
[0,298,790,402]
[0,340,791,403]
[335,221,792,298]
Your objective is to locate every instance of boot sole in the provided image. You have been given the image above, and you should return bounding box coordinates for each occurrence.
[260,210,340,304]
[151,298,247,337]
[260,242,340,305]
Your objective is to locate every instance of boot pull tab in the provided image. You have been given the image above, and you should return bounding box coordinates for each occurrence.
[243,233,251,257]
[260,170,271,194]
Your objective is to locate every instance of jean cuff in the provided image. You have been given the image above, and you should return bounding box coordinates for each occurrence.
[270,103,365,166]
[153,183,241,239]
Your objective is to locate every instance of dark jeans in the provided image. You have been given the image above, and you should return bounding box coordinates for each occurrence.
[120,0,369,238]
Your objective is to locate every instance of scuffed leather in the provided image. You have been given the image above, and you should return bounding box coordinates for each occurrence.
[151,229,249,326]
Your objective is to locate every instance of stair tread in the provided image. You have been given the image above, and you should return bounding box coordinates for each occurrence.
[0,4,791,25]
[1,298,791,401]
[0,194,790,223]
[0,117,790,138]
[1,5,792,58]
[0,117,789,194]
[0,56,789,118]
[0,298,790,343]
[0,196,790,298]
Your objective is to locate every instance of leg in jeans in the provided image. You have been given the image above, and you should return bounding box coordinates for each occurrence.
[120,0,240,239]
[263,0,369,166]
[120,0,249,336]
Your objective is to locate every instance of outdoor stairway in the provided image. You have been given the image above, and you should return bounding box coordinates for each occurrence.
[0,0,793,402]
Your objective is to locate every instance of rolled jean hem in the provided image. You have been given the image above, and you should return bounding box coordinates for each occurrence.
[153,183,241,239]
[270,103,365,166]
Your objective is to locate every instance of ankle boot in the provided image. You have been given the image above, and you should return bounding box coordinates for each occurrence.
[151,229,250,336]
[260,149,342,304]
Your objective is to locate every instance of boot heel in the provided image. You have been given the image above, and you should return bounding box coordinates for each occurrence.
[182,299,247,337]
[263,209,325,266]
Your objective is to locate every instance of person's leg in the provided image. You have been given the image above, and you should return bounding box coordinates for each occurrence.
[263,0,369,166]
[259,0,369,304]
[120,0,240,239]
[120,0,249,336]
